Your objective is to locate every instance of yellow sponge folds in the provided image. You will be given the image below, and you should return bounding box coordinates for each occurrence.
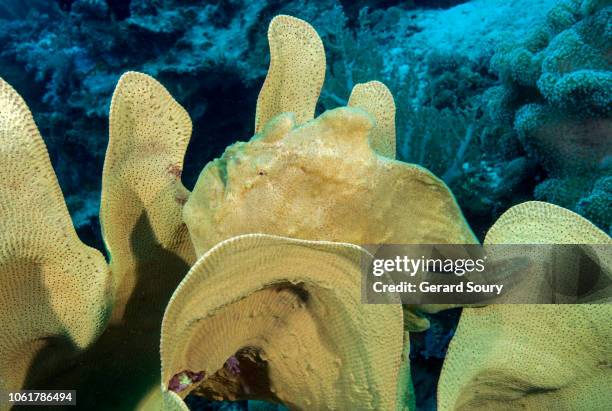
[101,71,196,325]
[160,234,408,410]
[255,15,326,133]
[0,77,111,395]
[438,202,612,411]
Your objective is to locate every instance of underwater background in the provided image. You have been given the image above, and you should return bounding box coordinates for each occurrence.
[0,0,609,410]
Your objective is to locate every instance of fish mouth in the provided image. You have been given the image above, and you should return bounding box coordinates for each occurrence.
[208,141,244,189]
[215,156,229,187]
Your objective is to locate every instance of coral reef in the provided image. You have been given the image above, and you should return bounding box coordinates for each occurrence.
[0,0,279,249]
[2,0,593,247]
[0,1,610,409]
[488,0,611,231]
[0,14,472,410]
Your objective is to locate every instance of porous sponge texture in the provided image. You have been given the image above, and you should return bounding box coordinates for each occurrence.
[348,80,397,159]
[0,71,200,410]
[438,201,612,411]
[161,234,407,411]
[100,71,195,324]
[0,78,111,395]
[440,304,612,411]
[255,15,325,133]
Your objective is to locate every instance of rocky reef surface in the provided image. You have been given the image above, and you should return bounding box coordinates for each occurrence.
[0,0,609,409]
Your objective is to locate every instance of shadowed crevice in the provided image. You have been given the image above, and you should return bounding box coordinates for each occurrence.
[23,212,190,410]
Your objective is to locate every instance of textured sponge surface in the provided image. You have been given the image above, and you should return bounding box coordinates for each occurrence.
[439,202,612,411]
[0,77,110,393]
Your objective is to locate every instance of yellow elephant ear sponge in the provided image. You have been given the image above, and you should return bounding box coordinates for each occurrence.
[0,78,111,394]
[485,201,612,245]
[348,80,397,159]
[160,234,409,410]
[254,15,325,133]
[438,201,612,411]
[100,71,196,325]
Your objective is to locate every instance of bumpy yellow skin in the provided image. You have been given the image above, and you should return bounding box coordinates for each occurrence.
[185,108,476,256]
[184,15,475,256]
[172,14,473,410]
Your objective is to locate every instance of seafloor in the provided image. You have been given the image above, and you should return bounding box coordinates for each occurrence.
[0,0,609,410]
